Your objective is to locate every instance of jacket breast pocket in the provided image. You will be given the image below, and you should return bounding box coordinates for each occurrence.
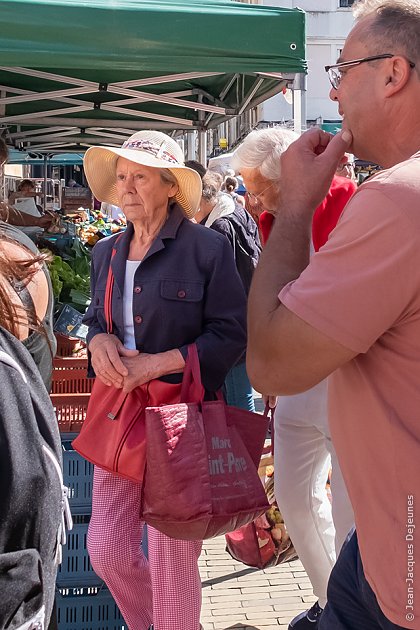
[160,280,204,303]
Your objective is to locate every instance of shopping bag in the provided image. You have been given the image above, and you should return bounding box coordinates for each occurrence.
[225,478,297,569]
[225,437,298,569]
[142,345,269,540]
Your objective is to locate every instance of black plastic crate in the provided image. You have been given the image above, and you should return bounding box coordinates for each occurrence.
[57,521,102,588]
[57,586,125,630]
[62,440,93,515]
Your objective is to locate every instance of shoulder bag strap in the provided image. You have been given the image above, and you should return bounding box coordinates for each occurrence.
[103,234,123,335]
[224,216,237,261]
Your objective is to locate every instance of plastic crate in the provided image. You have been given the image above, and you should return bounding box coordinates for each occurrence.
[55,333,87,358]
[52,357,93,394]
[62,440,93,515]
[57,519,148,589]
[56,586,125,630]
[51,393,90,433]
[57,521,102,588]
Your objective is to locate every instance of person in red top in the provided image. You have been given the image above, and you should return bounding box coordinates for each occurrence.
[252,175,356,252]
[232,127,356,630]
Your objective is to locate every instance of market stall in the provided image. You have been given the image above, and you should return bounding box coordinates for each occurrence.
[0,0,306,159]
[0,3,308,624]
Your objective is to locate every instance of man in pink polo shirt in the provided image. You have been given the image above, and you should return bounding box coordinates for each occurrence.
[247,1,420,629]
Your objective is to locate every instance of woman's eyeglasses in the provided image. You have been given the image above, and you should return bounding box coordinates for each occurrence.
[247,182,274,205]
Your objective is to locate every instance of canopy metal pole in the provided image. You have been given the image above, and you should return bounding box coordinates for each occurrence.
[293,73,307,134]
[197,98,207,167]
[186,132,195,161]
[43,154,48,213]
[198,131,207,166]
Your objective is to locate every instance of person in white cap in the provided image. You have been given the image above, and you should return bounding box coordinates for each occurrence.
[82,130,247,630]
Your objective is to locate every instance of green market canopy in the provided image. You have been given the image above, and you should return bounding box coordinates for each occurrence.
[0,0,306,151]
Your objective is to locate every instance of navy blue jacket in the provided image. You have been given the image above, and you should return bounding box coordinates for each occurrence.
[83,204,247,392]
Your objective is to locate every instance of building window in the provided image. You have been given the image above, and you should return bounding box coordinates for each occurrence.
[339,0,355,7]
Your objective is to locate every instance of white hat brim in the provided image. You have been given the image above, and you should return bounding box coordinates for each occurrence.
[83,145,202,219]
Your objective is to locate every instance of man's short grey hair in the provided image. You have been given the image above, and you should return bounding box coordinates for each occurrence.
[352,1,420,71]
[231,127,299,183]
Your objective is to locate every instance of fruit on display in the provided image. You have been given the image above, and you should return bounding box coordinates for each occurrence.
[73,208,126,246]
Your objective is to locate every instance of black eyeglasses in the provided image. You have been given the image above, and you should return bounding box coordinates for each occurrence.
[325,54,416,90]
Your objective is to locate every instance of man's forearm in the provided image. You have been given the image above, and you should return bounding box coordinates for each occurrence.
[247,203,314,385]
[249,205,312,328]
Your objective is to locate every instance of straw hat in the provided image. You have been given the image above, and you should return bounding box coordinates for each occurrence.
[83,130,203,218]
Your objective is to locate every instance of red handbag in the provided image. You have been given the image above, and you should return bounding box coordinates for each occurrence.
[72,239,197,482]
[72,378,183,483]
[142,345,270,540]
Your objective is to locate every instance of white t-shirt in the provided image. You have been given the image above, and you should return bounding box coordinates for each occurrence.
[123,260,142,350]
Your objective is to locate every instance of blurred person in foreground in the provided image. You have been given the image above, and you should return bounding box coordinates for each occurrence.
[232,127,355,630]
[247,1,420,628]
[0,239,63,629]
[82,130,246,630]
[0,140,56,388]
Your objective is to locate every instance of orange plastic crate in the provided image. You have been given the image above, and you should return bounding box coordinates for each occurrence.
[55,332,87,358]
[51,393,91,433]
[51,357,93,394]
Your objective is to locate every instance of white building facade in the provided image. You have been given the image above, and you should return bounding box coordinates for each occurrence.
[260,0,356,128]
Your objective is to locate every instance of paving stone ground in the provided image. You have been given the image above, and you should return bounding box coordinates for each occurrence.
[199,535,315,630]
[198,393,314,629]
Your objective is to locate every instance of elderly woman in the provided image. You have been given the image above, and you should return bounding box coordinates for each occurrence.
[82,130,247,630]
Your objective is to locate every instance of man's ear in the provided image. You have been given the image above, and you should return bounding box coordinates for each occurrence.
[384,56,413,96]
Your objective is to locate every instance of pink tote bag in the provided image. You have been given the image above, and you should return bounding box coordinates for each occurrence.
[142,345,269,540]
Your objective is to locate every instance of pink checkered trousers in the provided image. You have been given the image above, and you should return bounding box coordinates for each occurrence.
[87,467,203,630]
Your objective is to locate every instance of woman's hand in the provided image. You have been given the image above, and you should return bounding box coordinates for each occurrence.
[120,353,155,392]
[120,349,185,393]
[89,333,139,387]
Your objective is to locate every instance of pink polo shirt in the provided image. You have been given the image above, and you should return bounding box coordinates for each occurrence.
[279,152,420,628]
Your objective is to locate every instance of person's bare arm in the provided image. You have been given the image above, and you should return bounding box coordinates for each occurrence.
[0,202,52,228]
[247,128,355,396]
[0,240,49,340]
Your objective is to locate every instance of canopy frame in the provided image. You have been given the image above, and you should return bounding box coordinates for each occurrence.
[0,0,306,154]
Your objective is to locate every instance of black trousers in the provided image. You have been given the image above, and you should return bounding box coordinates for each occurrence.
[320,530,410,630]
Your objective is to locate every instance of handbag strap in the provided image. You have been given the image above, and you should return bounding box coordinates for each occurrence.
[262,402,275,455]
[180,343,205,403]
[104,234,123,335]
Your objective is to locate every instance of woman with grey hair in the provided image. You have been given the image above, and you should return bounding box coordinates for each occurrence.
[232,126,354,630]
[232,128,299,242]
